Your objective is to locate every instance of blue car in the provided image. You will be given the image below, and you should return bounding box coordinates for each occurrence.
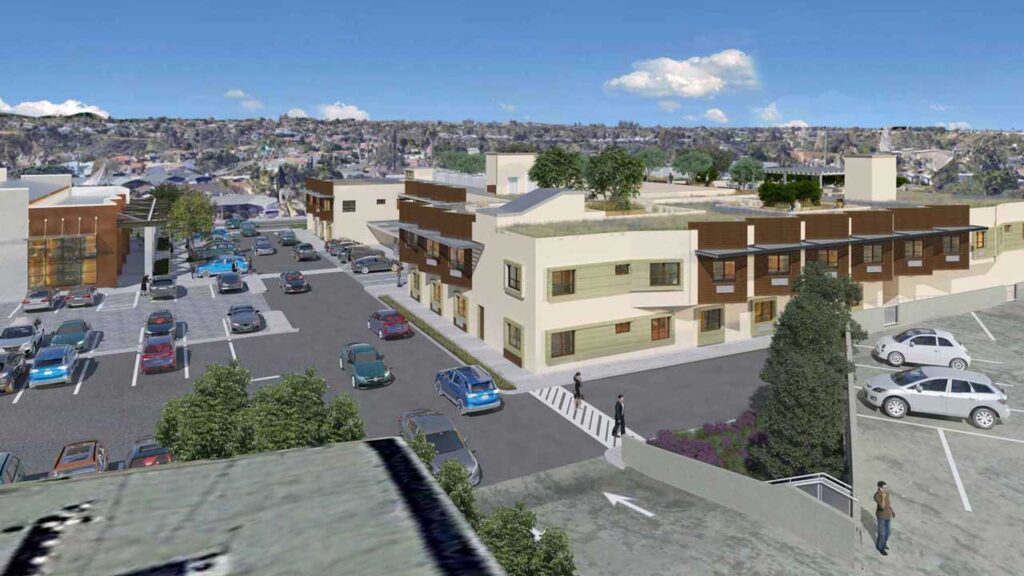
[434,365,502,415]
[29,345,78,388]
[196,255,250,278]
[211,227,232,240]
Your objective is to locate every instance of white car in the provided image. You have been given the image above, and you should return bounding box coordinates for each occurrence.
[863,366,1009,429]
[873,328,970,370]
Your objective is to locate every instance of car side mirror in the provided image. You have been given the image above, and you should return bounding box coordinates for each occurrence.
[908,342,914,347]
[914,384,923,392]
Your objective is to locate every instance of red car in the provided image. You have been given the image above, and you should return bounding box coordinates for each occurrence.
[141,334,177,373]
[367,309,413,340]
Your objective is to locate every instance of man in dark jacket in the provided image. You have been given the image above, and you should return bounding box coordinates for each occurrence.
[572,372,583,414]
[874,480,895,555]
[612,394,625,445]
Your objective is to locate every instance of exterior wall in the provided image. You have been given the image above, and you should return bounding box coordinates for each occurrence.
[485,153,536,195]
[27,203,127,288]
[330,183,402,245]
[0,186,30,295]
[844,154,897,202]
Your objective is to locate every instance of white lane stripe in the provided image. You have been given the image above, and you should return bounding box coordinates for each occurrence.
[132,290,140,309]
[856,363,899,372]
[182,335,190,379]
[971,312,996,341]
[73,359,90,395]
[252,375,280,382]
[138,326,145,345]
[938,429,973,512]
[12,389,24,404]
[854,344,874,350]
[857,413,1024,445]
[96,301,104,311]
[222,318,238,361]
[209,284,216,299]
[972,358,1004,365]
[1010,409,1024,414]
[131,353,141,387]
[7,303,22,319]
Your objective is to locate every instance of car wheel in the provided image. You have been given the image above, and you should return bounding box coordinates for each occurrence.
[886,351,905,367]
[361,266,370,274]
[457,400,466,416]
[949,358,968,370]
[883,397,908,419]
[202,270,211,278]
[970,407,997,430]
[378,330,384,340]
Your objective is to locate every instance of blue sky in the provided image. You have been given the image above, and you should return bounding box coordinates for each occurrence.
[2,0,1021,128]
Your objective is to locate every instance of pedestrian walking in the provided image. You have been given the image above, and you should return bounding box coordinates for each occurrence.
[140,274,149,295]
[612,394,625,446]
[231,260,238,274]
[396,265,403,288]
[572,372,584,414]
[874,481,895,555]
[190,264,195,279]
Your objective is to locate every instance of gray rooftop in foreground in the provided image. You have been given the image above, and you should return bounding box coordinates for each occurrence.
[0,439,501,576]
[0,178,67,202]
[478,187,578,216]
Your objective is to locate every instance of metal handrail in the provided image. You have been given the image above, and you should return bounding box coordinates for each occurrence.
[767,473,858,517]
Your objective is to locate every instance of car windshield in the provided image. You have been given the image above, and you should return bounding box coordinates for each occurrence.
[0,326,33,339]
[891,368,926,387]
[427,430,464,454]
[353,350,380,363]
[61,445,92,463]
[129,453,172,468]
[894,329,931,343]
[221,273,239,282]
[382,313,404,323]
[232,306,255,315]
[470,382,495,393]
[28,289,50,298]
[455,366,490,383]
[298,244,312,250]
[35,356,66,368]
[56,323,85,335]
[285,273,303,281]
[70,288,90,296]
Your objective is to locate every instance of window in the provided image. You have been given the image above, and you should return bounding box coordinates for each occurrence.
[505,262,522,293]
[342,200,356,213]
[376,198,386,205]
[912,336,937,346]
[615,264,631,276]
[1004,224,1012,233]
[919,379,948,393]
[455,294,467,318]
[767,254,789,275]
[507,177,519,196]
[700,308,723,332]
[551,270,576,296]
[425,239,441,259]
[905,239,924,259]
[950,380,972,394]
[817,249,839,269]
[937,337,954,347]
[863,243,883,264]
[550,331,575,358]
[942,235,961,255]
[975,231,987,249]
[754,300,775,323]
[712,260,736,282]
[411,272,420,290]
[431,282,442,303]
[504,321,522,351]
[615,322,631,334]
[971,382,995,394]
[450,248,468,271]
[651,317,670,340]
[649,262,680,286]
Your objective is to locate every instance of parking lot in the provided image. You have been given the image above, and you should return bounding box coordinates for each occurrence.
[852,301,1024,574]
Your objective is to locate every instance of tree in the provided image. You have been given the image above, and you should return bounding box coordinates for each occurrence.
[895,175,909,188]
[436,151,485,174]
[535,528,577,576]
[498,142,536,153]
[323,392,366,442]
[634,147,667,180]
[150,183,184,205]
[978,169,1018,195]
[477,503,542,576]
[700,146,735,175]
[248,369,331,452]
[672,150,715,185]
[748,263,865,480]
[155,362,252,461]
[757,179,822,207]
[408,430,437,470]
[528,147,584,189]
[585,148,644,209]
[166,190,216,248]
[730,157,765,189]
[437,460,480,528]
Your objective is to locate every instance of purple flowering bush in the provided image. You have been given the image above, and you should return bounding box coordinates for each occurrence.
[649,410,763,475]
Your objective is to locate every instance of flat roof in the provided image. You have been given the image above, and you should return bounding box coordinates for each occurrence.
[211,193,278,208]
[0,178,68,202]
[764,165,845,177]
[506,211,745,238]
[31,186,129,207]
[0,439,501,575]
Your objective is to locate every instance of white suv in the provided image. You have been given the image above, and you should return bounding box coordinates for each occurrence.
[873,328,970,370]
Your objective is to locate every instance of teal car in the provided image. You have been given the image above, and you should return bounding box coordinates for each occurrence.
[224,218,244,230]
[240,221,259,237]
[339,342,393,389]
[49,320,92,351]
[196,255,250,278]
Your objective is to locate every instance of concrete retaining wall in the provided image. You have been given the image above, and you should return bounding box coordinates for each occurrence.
[854,284,1010,333]
[622,437,857,565]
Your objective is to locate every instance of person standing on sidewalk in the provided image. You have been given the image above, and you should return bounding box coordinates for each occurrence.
[874,481,895,555]
[140,274,149,295]
[396,264,403,288]
[612,394,625,445]
[572,372,583,414]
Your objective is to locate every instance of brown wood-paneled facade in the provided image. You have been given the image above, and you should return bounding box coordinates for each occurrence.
[850,211,894,281]
[398,197,476,289]
[691,222,748,304]
[404,180,468,203]
[304,178,334,222]
[928,205,970,271]
[28,202,129,288]
[750,218,801,296]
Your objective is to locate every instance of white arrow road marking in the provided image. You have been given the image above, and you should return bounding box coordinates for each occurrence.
[603,492,655,518]
[530,528,545,542]
[12,389,24,404]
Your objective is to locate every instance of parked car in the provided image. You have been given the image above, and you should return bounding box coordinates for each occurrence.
[217,272,245,293]
[863,366,1010,429]
[367,309,413,340]
[326,239,357,256]
[277,230,298,246]
[240,221,259,237]
[279,271,309,294]
[149,274,177,300]
[434,365,502,415]
[0,452,25,484]
[211,227,232,240]
[224,218,244,230]
[339,342,393,389]
[0,352,26,394]
[254,236,276,256]
[399,409,481,486]
[226,304,264,334]
[124,437,173,469]
[49,440,108,479]
[351,255,398,274]
[873,328,971,369]
[29,345,78,388]
[194,240,237,260]
[145,310,178,337]
[50,319,92,351]
[292,243,319,261]
[140,334,177,374]
[22,287,59,312]
[66,285,98,307]
[196,255,250,278]
[0,316,45,356]
[338,245,383,263]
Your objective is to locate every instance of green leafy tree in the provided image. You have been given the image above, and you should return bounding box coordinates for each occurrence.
[895,175,909,188]
[673,150,715,185]
[700,146,735,175]
[528,147,584,189]
[155,362,252,461]
[978,169,1018,195]
[477,503,542,576]
[789,179,823,205]
[535,528,577,576]
[167,190,216,248]
[323,392,366,442]
[149,183,184,205]
[758,180,822,207]
[748,263,865,480]
[585,148,644,208]
[436,151,485,174]
[634,147,667,180]
[248,369,331,452]
[437,460,480,528]
[730,157,765,189]
[408,430,437,470]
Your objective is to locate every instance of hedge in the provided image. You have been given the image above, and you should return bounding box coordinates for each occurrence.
[153,258,170,275]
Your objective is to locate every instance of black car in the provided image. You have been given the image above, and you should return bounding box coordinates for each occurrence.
[0,352,26,394]
[279,271,309,294]
[277,230,298,246]
[217,272,245,293]
[227,304,264,333]
[145,310,177,337]
[292,243,319,261]
[124,437,173,469]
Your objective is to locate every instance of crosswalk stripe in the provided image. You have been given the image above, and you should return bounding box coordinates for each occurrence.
[530,385,642,448]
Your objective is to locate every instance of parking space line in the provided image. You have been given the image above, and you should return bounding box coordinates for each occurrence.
[12,389,23,404]
[132,290,140,309]
[222,318,237,361]
[182,335,189,379]
[938,429,973,512]
[972,358,1004,365]
[96,301,104,311]
[971,312,996,341]
[131,326,144,387]
[252,375,280,382]
[73,359,91,395]
[209,284,216,299]
[858,413,1024,445]
[7,303,22,318]
[856,363,899,372]
[1010,409,1024,414]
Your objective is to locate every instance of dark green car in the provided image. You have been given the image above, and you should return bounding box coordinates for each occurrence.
[49,320,92,351]
[339,342,392,389]
[240,221,259,237]
[224,218,244,229]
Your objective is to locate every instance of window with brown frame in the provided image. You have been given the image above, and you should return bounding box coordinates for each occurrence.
[651,317,670,340]
[341,200,356,213]
[376,198,386,205]
[551,269,576,296]
[1004,224,1012,233]
[700,308,723,332]
[504,320,522,352]
[754,300,775,323]
[455,294,467,318]
[550,331,575,358]
[425,239,441,259]
[615,264,631,276]
[975,231,987,249]
[863,243,883,264]
[712,260,736,282]
[817,249,839,269]
[905,239,924,258]
[767,254,790,275]
[615,322,631,334]
[649,262,680,286]
[942,235,961,255]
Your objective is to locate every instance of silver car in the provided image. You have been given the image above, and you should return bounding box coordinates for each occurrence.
[863,366,1010,429]
[873,328,971,369]
[217,272,245,293]
[254,236,276,256]
[149,275,177,300]
[351,255,398,274]
[0,317,44,357]
[399,409,481,486]
[0,352,27,394]
[22,287,58,312]
[66,285,99,308]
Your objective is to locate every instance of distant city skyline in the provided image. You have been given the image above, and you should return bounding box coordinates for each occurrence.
[2,0,1022,129]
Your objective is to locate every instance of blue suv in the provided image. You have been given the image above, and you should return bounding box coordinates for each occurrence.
[29,345,78,388]
[434,365,502,415]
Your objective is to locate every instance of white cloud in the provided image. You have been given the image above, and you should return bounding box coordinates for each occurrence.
[937,121,970,130]
[605,48,757,99]
[778,119,809,128]
[755,102,781,123]
[224,88,249,99]
[657,100,680,112]
[318,101,369,121]
[498,102,517,113]
[0,97,110,118]
[929,103,949,112]
[703,108,729,123]
[240,99,264,111]
[683,114,699,121]
[286,108,309,118]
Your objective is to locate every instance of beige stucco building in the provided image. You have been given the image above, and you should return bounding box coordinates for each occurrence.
[844,154,897,202]
[304,178,403,246]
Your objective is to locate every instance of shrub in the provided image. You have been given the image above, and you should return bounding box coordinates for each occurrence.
[153,258,170,275]
[649,410,761,475]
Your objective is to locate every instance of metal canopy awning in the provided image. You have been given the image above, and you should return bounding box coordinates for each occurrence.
[398,223,482,250]
[304,190,333,199]
[934,225,988,233]
[118,197,170,229]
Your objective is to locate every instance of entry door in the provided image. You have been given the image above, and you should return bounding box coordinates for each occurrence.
[478,305,485,339]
